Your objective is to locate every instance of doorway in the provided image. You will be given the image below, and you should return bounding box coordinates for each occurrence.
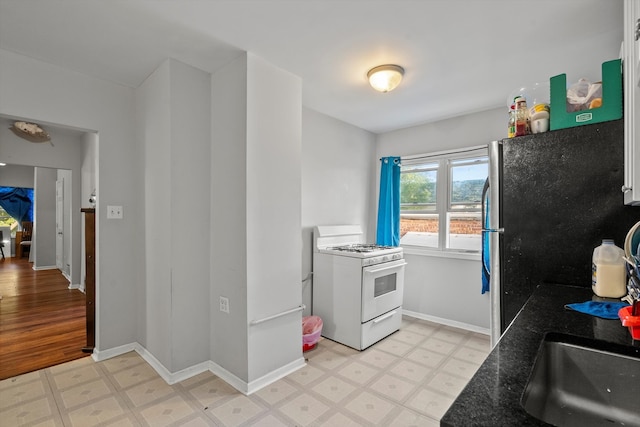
[0,167,87,379]
[0,116,97,378]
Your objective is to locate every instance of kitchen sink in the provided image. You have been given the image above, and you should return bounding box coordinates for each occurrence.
[521,332,640,426]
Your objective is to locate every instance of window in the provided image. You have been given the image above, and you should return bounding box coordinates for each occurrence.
[400,162,439,248]
[0,205,17,228]
[400,148,488,253]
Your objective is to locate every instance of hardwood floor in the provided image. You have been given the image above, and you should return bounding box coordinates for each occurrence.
[0,257,88,380]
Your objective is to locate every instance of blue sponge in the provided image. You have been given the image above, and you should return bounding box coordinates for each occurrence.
[564,301,629,320]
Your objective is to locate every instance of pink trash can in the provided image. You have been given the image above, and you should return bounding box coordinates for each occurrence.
[302,315,323,352]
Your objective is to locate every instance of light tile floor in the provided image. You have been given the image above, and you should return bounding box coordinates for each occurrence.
[0,316,490,426]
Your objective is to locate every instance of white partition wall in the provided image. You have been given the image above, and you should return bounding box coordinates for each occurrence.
[211,52,304,392]
[137,58,212,373]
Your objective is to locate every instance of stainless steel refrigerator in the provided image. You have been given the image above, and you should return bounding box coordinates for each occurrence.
[482,119,639,347]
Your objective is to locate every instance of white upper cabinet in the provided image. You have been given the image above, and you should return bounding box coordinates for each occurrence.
[623,0,640,205]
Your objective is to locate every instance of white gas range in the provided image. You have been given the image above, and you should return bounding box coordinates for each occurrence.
[312,225,406,350]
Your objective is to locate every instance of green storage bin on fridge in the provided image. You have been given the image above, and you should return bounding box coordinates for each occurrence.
[550,59,622,131]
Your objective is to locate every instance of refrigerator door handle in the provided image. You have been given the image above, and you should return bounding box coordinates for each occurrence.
[482,228,504,233]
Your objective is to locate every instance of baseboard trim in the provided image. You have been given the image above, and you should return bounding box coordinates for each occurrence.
[135,346,210,385]
[208,356,306,395]
[91,342,305,394]
[68,283,81,290]
[246,357,306,395]
[32,265,57,271]
[208,360,251,394]
[91,342,138,362]
[402,309,490,336]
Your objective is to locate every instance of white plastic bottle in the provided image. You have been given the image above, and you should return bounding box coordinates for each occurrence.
[592,239,626,298]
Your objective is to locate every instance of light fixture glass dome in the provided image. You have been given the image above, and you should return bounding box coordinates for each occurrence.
[367,64,404,93]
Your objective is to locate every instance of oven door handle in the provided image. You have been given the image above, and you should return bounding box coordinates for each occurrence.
[373,310,398,324]
[364,261,407,274]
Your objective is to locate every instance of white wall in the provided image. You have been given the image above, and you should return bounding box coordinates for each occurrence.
[168,60,212,372]
[211,52,304,389]
[0,119,84,170]
[376,107,506,155]
[375,107,507,331]
[137,60,172,369]
[80,133,98,205]
[137,58,212,372]
[0,164,34,187]
[34,167,56,268]
[0,48,141,350]
[211,53,249,382]
[245,53,302,383]
[301,108,377,315]
[136,59,211,372]
[402,254,488,328]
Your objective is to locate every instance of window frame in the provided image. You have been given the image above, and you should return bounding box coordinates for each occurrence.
[399,146,488,258]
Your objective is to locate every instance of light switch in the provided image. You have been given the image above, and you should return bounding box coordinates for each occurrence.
[107,205,123,219]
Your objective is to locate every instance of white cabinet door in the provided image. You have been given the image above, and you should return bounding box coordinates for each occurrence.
[624,0,640,205]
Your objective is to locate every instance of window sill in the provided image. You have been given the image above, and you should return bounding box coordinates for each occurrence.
[401,245,481,261]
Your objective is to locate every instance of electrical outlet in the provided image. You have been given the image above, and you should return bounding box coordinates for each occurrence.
[107,205,123,219]
[219,296,230,313]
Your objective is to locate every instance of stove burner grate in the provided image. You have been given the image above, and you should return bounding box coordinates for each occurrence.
[327,244,395,253]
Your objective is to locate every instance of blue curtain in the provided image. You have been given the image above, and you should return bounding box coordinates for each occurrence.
[481,186,491,294]
[376,156,401,246]
[0,186,34,223]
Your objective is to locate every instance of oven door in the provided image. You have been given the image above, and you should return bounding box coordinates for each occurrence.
[361,259,407,323]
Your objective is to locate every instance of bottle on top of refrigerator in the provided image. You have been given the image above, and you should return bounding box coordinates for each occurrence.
[514,96,528,137]
[592,239,626,298]
[508,103,516,138]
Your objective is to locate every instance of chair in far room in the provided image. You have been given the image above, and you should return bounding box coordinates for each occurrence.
[19,221,32,258]
[0,230,5,259]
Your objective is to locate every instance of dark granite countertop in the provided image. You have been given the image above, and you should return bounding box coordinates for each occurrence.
[440,284,638,427]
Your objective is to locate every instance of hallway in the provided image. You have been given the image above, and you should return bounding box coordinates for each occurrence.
[0,257,88,380]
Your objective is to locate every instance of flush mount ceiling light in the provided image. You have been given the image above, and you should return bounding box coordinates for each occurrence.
[10,121,53,146]
[367,64,404,93]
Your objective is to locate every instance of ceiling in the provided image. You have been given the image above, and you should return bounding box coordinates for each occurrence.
[0,0,623,134]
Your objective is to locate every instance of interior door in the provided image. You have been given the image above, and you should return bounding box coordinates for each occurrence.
[56,178,63,270]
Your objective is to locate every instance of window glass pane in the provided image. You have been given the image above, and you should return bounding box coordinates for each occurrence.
[449,158,487,211]
[400,164,437,212]
[447,212,482,251]
[400,162,438,248]
[447,157,487,251]
[400,214,439,247]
